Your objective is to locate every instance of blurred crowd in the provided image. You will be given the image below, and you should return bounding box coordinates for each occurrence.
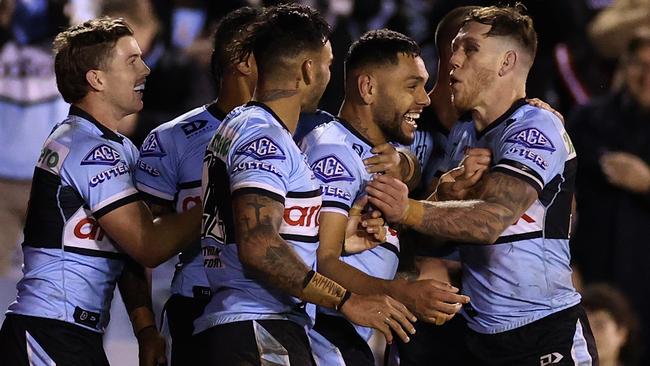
[1,0,649,364]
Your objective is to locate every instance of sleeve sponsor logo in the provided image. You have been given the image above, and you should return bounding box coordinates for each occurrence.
[140,132,166,157]
[136,159,160,177]
[505,128,556,152]
[321,185,352,201]
[181,120,209,136]
[81,144,122,166]
[506,147,549,170]
[352,143,364,156]
[37,139,69,174]
[231,161,282,177]
[235,136,286,160]
[311,155,354,183]
[89,162,131,187]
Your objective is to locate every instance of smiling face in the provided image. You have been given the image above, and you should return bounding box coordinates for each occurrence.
[371,53,430,145]
[449,21,502,113]
[99,36,150,117]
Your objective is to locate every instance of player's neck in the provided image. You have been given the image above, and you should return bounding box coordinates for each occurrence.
[215,77,254,115]
[429,81,458,130]
[75,96,128,132]
[252,83,302,134]
[473,82,525,131]
[339,100,388,146]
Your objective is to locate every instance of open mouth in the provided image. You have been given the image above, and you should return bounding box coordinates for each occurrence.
[450,75,461,85]
[403,112,420,129]
[133,82,146,93]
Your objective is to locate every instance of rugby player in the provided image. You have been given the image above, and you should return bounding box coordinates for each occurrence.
[300,29,470,366]
[367,5,599,365]
[0,17,201,365]
[134,7,261,365]
[195,5,416,365]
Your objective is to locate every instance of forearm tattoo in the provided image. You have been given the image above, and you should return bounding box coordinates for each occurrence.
[233,193,309,297]
[409,172,537,244]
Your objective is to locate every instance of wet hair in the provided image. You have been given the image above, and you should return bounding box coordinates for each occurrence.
[582,284,641,365]
[211,6,262,83]
[53,17,133,103]
[465,3,537,60]
[345,29,420,76]
[238,4,330,77]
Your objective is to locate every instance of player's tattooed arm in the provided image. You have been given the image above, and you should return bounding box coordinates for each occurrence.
[366,172,538,244]
[233,192,309,297]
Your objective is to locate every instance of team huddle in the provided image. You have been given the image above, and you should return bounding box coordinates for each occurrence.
[0,3,599,366]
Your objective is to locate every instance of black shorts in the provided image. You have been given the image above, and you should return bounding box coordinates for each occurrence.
[311,313,374,366]
[466,304,598,366]
[165,292,210,366]
[197,319,316,366]
[396,314,471,366]
[0,314,109,366]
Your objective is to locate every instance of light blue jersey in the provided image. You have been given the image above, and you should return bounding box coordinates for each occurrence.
[301,118,401,345]
[7,106,140,332]
[195,102,322,334]
[443,99,580,334]
[134,104,225,299]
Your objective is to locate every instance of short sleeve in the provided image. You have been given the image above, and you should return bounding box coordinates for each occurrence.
[228,124,292,203]
[306,142,362,217]
[63,140,140,219]
[492,114,568,194]
[134,130,177,203]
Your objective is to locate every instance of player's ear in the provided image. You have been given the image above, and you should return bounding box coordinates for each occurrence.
[86,69,105,92]
[301,58,314,86]
[498,50,517,77]
[235,52,256,76]
[357,73,375,104]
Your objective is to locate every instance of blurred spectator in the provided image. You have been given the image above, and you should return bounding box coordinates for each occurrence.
[0,0,69,275]
[568,31,650,365]
[582,284,641,366]
[589,0,650,60]
[101,0,212,146]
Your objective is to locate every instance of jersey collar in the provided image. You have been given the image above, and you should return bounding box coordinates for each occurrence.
[246,101,291,133]
[476,98,527,140]
[336,117,374,148]
[69,105,124,144]
[206,103,227,121]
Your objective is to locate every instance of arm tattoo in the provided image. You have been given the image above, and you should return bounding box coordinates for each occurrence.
[409,172,538,244]
[234,193,309,297]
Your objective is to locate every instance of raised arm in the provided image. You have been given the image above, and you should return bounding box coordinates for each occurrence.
[367,171,538,244]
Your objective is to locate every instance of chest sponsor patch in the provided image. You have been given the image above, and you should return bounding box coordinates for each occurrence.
[82,144,121,166]
[311,155,354,183]
[505,128,556,152]
[140,132,166,157]
[236,136,286,160]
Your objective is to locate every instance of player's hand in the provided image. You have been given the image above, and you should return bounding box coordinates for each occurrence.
[364,143,402,179]
[137,326,167,366]
[365,174,410,224]
[340,293,417,344]
[436,147,491,200]
[344,195,386,254]
[389,278,469,325]
[526,98,565,124]
[600,151,650,193]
